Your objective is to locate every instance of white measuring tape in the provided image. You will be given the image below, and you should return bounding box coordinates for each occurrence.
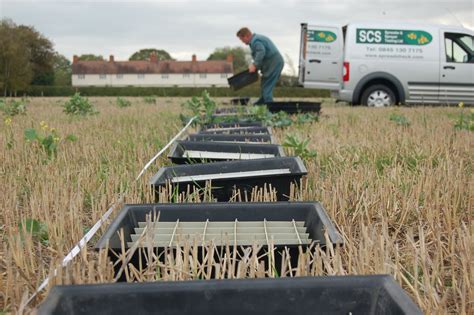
[25,115,197,305]
[136,116,197,181]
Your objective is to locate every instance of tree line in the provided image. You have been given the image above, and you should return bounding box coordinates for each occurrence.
[0,19,72,96]
[1,18,298,96]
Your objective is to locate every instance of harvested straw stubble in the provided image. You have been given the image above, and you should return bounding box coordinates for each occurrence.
[1,98,471,314]
[18,111,198,308]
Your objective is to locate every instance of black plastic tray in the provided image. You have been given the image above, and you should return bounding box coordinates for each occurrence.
[214,107,247,114]
[95,202,342,277]
[38,275,422,315]
[198,126,272,135]
[186,133,274,143]
[265,101,321,114]
[95,201,342,252]
[202,121,263,129]
[228,70,259,90]
[168,140,284,164]
[150,157,306,201]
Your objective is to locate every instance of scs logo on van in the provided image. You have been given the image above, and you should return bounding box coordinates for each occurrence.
[357,29,433,45]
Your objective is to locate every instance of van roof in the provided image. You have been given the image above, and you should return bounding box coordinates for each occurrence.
[348,20,472,33]
[304,21,473,34]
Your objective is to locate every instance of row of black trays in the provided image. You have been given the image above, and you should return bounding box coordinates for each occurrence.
[37,113,421,314]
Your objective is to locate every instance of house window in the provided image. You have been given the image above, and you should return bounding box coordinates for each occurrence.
[99,74,106,79]
[116,74,123,79]
[221,73,228,78]
[183,73,190,78]
[78,74,85,80]
[161,74,169,79]
[137,74,145,79]
[199,73,207,79]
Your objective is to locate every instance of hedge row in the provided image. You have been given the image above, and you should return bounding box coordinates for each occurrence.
[22,85,330,98]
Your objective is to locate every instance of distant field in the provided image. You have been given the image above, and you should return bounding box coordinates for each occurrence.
[0,97,471,313]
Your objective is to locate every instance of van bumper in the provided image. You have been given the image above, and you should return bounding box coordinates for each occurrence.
[331,90,353,103]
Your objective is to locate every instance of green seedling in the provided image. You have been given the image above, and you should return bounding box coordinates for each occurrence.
[389,112,410,127]
[18,218,49,245]
[116,97,131,108]
[283,134,317,160]
[0,99,27,117]
[63,93,98,116]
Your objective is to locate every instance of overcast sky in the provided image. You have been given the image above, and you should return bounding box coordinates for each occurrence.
[1,0,473,74]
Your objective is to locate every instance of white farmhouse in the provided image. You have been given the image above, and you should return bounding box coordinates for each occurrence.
[71,53,234,87]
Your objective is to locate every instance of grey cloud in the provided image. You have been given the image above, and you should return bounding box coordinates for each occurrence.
[1,0,472,70]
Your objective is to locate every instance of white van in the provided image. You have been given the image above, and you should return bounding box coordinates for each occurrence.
[298,22,474,106]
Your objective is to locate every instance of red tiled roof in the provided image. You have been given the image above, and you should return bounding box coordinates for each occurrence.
[72,60,233,75]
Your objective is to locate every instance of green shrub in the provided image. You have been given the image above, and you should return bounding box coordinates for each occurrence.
[0,99,27,117]
[296,113,319,124]
[116,97,131,108]
[25,126,59,158]
[143,95,157,104]
[63,93,98,116]
[181,90,217,125]
[269,111,293,127]
[22,85,330,98]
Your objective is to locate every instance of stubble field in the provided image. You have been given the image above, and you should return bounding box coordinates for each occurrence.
[0,97,472,314]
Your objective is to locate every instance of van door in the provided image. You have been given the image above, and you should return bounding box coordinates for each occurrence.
[439,31,474,105]
[298,23,344,90]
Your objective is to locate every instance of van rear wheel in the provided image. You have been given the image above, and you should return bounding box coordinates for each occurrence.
[361,84,396,107]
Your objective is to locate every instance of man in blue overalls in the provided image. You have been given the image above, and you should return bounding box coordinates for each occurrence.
[237,27,284,105]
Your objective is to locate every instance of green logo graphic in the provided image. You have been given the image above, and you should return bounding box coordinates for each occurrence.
[307,30,337,43]
[356,29,433,45]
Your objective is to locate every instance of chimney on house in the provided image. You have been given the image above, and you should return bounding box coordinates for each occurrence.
[226,54,234,63]
[73,55,78,63]
[109,55,115,62]
[150,52,158,63]
[192,54,197,62]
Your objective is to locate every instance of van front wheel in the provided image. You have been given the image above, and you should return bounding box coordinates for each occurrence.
[361,84,396,107]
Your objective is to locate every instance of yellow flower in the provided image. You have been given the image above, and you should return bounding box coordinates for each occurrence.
[326,35,334,42]
[470,108,474,114]
[318,32,326,38]
[458,102,464,108]
[53,136,60,142]
[407,33,417,40]
[50,127,56,133]
[4,117,12,126]
[40,121,48,130]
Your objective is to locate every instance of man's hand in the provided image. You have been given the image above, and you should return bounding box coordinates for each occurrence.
[248,64,257,73]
